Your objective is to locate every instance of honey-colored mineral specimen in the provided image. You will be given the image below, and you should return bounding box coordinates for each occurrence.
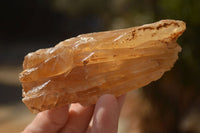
[19,20,186,113]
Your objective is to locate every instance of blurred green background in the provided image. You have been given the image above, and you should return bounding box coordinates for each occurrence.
[0,0,200,133]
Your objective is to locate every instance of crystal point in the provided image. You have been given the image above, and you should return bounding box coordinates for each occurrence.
[19,20,186,113]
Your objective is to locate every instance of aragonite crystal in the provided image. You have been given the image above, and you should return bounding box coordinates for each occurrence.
[19,20,186,113]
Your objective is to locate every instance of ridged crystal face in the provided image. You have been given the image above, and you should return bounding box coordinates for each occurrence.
[19,20,186,113]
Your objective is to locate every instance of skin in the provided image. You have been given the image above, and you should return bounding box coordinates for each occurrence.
[23,94,126,133]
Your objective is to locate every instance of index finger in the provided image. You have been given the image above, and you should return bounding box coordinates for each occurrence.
[23,105,69,133]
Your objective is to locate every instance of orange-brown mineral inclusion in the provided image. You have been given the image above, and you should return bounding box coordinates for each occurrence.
[19,20,186,113]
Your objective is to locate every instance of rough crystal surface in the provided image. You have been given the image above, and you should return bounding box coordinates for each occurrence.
[19,20,186,113]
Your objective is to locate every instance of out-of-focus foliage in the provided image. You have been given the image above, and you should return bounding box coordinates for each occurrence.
[158,0,200,88]
[159,0,200,25]
[49,0,156,28]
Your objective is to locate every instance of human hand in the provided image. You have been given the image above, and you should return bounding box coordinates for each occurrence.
[23,94,126,133]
